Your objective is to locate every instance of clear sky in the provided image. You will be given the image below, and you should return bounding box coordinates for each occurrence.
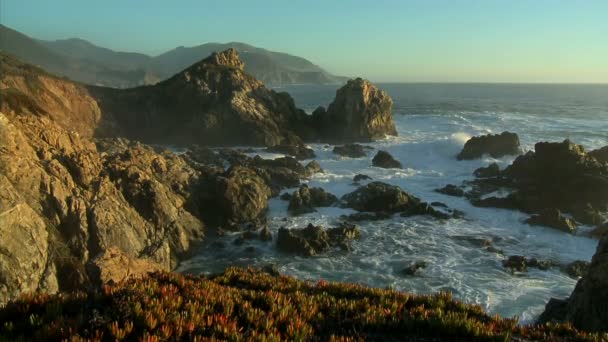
[2,0,607,83]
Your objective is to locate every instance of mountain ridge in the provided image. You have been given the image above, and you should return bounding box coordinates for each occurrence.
[0,24,346,88]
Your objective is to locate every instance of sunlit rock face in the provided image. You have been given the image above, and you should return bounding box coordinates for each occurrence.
[310,77,397,143]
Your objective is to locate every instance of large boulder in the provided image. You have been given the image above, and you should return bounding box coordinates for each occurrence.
[372,150,402,169]
[266,143,315,160]
[311,78,397,142]
[457,132,521,160]
[288,184,338,215]
[213,166,271,227]
[539,235,608,332]
[87,247,163,286]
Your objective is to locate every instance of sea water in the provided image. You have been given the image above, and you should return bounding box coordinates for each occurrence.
[179,83,608,323]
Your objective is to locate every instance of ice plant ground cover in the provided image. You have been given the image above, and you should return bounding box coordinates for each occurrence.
[0,268,605,341]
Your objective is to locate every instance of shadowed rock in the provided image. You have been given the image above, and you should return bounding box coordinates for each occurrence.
[457,132,521,160]
[372,150,402,169]
[276,223,360,256]
[525,208,577,234]
[333,144,369,158]
[288,185,338,215]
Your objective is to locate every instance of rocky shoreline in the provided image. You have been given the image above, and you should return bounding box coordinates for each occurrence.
[1,49,607,336]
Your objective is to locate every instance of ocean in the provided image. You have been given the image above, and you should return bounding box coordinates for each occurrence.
[178,83,608,323]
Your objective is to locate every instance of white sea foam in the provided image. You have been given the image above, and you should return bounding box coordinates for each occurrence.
[179,90,608,324]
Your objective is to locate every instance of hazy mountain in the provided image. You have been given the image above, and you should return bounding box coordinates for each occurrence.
[0,24,159,87]
[151,42,346,86]
[0,25,346,88]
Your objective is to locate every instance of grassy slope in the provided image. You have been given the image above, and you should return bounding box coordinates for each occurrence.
[0,268,604,341]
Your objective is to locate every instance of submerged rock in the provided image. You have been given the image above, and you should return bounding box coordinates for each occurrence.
[402,261,428,276]
[457,131,521,160]
[372,150,402,169]
[525,208,577,234]
[353,174,372,183]
[288,184,338,215]
[333,144,369,158]
[503,255,553,272]
[310,78,397,142]
[276,223,360,256]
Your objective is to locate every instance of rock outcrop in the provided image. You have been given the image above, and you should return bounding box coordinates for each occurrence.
[539,235,608,332]
[464,139,608,227]
[311,78,397,142]
[525,208,577,234]
[457,132,521,160]
[276,223,360,256]
[0,112,208,304]
[372,150,402,169]
[288,185,338,215]
[91,49,311,147]
[333,144,370,158]
[340,182,449,219]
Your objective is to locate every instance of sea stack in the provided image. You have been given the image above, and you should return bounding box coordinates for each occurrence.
[311,78,397,142]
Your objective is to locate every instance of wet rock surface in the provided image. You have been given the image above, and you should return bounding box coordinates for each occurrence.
[340,182,451,219]
[435,184,465,197]
[288,184,338,215]
[276,223,361,256]
[525,208,577,234]
[332,144,370,158]
[457,131,521,160]
[372,150,402,169]
[473,162,501,178]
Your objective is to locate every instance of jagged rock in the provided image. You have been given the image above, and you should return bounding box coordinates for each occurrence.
[333,144,369,158]
[87,247,163,286]
[473,163,501,178]
[311,78,397,142]
[276,223,360,256]
[563,261,590,278]
[266,144,315,160]
[435,184,465,197]
[525,208,577,234]
[353,174,372,183]
[340,182,447,219]
[457,132,521,160]
[89,48,311,147]
[0,113,208,303]
[539,235,608,332]
[288,184,338,215]
[304,160,323,176]
[589,145,608,163]
[372,150,402,169]
[402,261,428,276]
